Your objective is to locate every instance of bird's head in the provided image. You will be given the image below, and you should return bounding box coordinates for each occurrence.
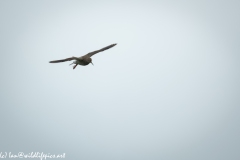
[89,58,94,66]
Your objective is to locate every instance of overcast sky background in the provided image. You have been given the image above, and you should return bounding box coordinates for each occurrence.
[0,0,240,159]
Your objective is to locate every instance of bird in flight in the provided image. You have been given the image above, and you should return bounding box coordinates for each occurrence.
[49,43,117,69]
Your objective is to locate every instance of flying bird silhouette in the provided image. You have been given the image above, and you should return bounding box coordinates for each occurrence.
[49,43,117,69]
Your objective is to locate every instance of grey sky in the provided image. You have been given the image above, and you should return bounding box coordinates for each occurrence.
[0,0,240,159]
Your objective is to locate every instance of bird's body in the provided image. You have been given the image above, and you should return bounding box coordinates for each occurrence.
[70,56,92,66]
[49,43,117,69]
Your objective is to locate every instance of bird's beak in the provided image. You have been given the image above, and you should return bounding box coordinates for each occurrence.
[91,62,94,66]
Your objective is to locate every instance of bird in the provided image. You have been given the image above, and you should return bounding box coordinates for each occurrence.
[49,43,117,69]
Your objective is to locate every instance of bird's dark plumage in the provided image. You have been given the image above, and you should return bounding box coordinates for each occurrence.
[49,43,117,69]
[49,57,79,63]
[85,43,117,57]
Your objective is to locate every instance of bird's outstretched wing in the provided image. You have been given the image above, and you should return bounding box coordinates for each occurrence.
[84,43,117,57]
[49,56,79,63]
